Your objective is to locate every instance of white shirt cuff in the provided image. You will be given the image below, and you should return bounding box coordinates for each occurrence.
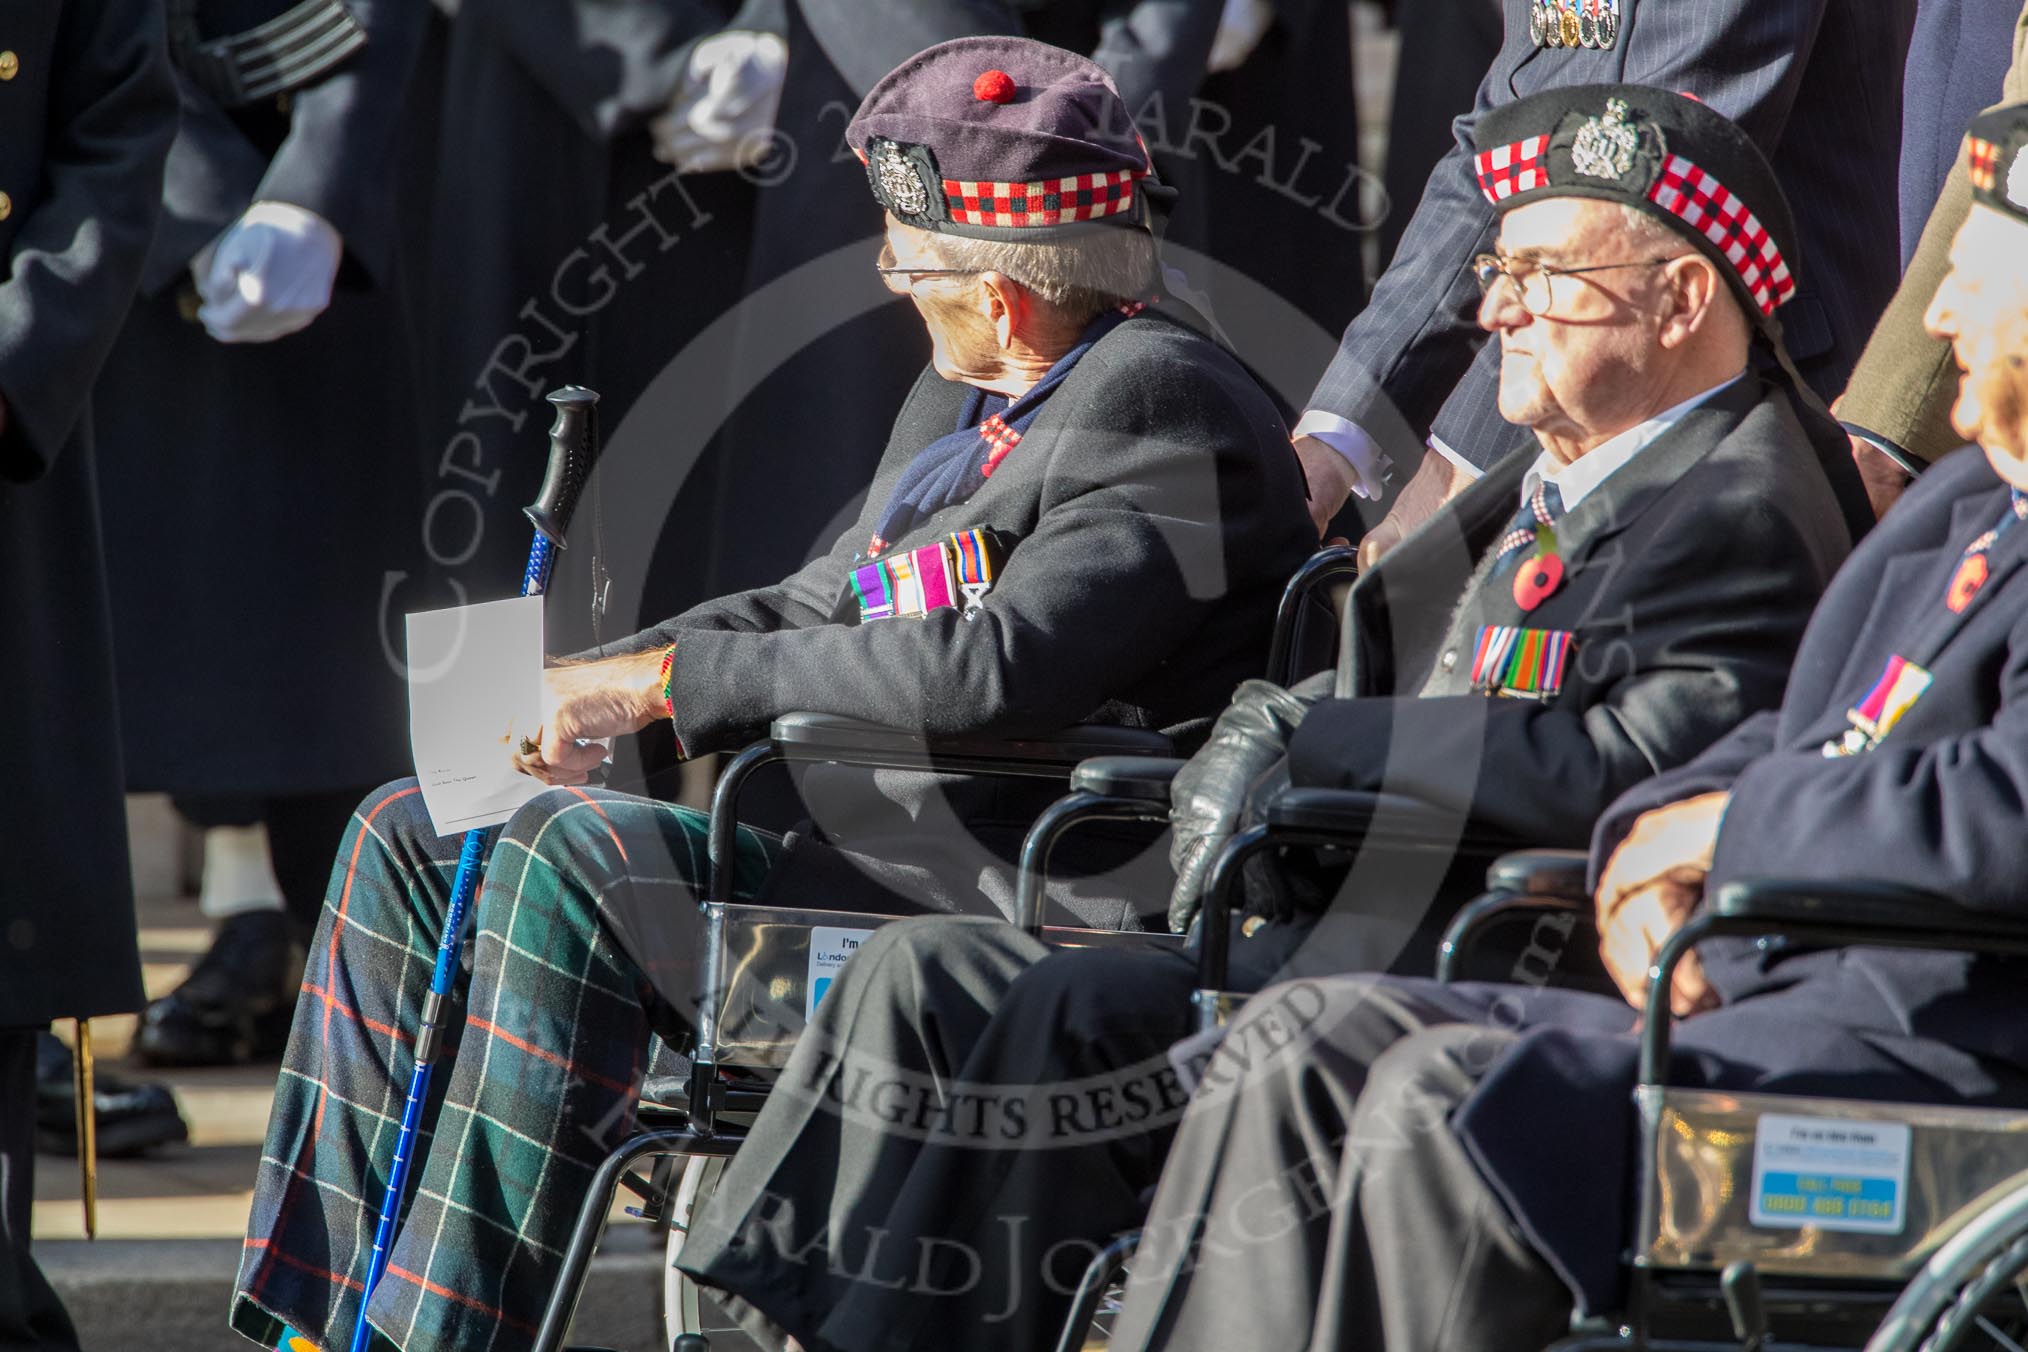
[1292,410,1389,500]
[1426,432,1484,481]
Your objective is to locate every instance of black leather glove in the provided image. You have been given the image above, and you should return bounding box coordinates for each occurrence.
[1167,679,1312,933]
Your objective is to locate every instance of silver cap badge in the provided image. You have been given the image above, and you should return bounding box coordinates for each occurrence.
[1571,97,1641,181]
[876,142,932,218]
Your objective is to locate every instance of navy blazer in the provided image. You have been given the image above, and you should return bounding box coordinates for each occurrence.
[1310,0,1918,473]
[1449,448,2028,1317]
[1597,445,2028,1068]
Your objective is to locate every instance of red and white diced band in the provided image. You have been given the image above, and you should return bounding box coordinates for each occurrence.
[1645,154,1794,316]
[1474,135,1551,202]
[1969,135,2003,193]
[941,167,1145,228]
[1472,135,1795,317]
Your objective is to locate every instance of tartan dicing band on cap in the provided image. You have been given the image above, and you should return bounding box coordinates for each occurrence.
[848,36,1156,241]
[1474,136,1550,201]
[1649,154,1795,314]
[1964,103,2028,225]
[1471,84,1806,328]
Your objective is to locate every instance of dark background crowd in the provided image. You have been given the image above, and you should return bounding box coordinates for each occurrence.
[11,0,2028,1324]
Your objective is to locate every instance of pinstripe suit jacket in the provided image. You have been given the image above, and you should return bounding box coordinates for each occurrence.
[1312,0,1918,474]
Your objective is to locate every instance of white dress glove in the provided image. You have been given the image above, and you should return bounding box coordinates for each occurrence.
[1208,0,1275,73]
[649,30,788,174]
[193,201,344,344]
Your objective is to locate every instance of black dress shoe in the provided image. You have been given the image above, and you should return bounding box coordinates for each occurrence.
[34,1031,189,1158]
[133,910,303,1067]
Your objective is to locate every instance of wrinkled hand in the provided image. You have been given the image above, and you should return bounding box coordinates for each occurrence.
[1356,447,1471,569]
[510,652,667,786]
[1167,679,1312,933]
[1594,792,1729,1014]
[193,201,343,344]
[1599,877,1717,1016]
[1595,792,1729,916]
[1850,434,1915,520]
[1293,435,1366,539]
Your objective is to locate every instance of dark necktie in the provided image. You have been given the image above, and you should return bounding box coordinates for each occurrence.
[1491,480,1566,578]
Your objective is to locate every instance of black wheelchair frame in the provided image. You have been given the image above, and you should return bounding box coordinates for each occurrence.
[530,547,1358,1351]
[1052,832,2028,1352]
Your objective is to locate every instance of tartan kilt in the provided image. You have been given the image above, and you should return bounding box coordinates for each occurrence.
[230,778,780,1352]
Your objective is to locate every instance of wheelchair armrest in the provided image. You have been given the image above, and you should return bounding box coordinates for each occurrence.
[1069,756,1187,803]
[1436,852,1593,984]
[1486,848,1591,900]
[768,712,1175,775]
[1265,787,1521,856]
[1711,877,2028,948]
[1638,878,2028,1085]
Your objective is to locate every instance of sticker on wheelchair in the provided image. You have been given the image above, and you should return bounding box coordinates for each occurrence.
[807,927,876,1017]
[1749,1113,1911,1234]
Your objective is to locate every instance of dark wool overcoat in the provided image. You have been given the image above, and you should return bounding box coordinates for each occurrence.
[603,310,1317,927]
[93,0,434,796]
[0,0,176,1025]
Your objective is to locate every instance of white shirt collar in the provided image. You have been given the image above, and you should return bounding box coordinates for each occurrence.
[1522,373,1745,513]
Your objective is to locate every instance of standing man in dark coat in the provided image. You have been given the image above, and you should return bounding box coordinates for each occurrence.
[92,0,434,1068]
[1104,100,2028,1352]
[0,0,176,1343]
[1296,0,1912,554]
[229,39,1314,1352]
[676,87,1866,1352]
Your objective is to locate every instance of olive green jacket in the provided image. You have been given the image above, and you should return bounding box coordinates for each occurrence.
[1840,1,2028,464]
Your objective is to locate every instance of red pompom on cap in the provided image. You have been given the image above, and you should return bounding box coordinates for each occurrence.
[973,69,1017,104]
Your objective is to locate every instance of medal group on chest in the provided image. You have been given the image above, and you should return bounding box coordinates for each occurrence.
[1528,0,1622,50]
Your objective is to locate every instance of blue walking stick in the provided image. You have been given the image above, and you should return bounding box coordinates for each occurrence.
[349,386,602,1352]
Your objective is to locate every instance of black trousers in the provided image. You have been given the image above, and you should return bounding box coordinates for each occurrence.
[679,914,1310,1352]
[0,1029,80,1351]
[1104,976,1569,1352]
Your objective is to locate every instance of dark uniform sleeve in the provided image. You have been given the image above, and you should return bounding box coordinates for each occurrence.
[1711,603,2028,910]
[0,0,175,482]
[653,347,1291,756]
[256,0,432,284]
[1308,0,1836,453]
[460,0,774,144]
[1285,487,1836,846]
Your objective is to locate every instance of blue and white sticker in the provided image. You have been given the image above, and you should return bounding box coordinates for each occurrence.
[1750,1113,1911,1234]
[807,926,876,1017]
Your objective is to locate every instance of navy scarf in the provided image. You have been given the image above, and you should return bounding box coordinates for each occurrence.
[868,309,1132,555]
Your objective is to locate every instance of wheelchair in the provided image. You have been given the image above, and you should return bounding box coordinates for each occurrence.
[1045,790,2028,1352]
[529,547,1359,1352]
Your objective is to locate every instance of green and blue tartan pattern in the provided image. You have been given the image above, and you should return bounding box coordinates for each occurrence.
[229,778,779,1352]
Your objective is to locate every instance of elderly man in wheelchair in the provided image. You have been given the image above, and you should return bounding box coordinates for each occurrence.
[225,36,1322,1352]
[1091,101,2028,1352]
[661,87,1878,1352]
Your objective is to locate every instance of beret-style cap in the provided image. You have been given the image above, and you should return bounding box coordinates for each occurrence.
[1471,84,1801,328]
[1965,102,2028,227]
[847,36,1153,242]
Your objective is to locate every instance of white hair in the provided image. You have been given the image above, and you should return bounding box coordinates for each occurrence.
[929,225,1157,321]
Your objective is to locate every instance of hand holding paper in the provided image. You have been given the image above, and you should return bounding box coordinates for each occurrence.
[509,650,672,787]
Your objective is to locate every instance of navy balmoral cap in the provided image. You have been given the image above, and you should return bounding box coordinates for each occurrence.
[847,36,1155,242]
[1966,102,2028,226]
[1472,84,1801,329]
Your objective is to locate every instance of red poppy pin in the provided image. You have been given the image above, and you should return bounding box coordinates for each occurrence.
[1512,526,1564,612]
